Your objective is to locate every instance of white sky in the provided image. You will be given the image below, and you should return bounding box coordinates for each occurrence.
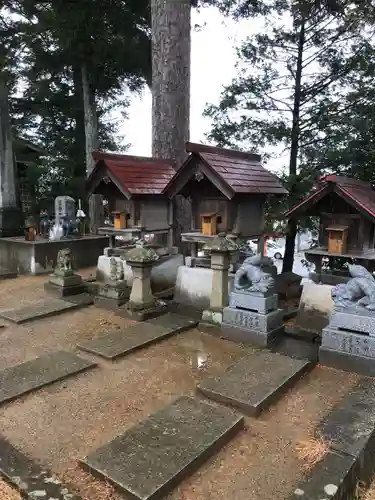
[120,6,287,171]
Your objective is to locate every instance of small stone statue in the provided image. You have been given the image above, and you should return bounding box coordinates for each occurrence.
[109,257,124,282]
[55,248,74,276]
[234,253,275,294]
[331,264,375,310]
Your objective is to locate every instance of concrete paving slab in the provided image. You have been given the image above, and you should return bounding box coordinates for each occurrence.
[0,351,96,405]
[197,350,311,416]
[0,295,93,324]
[81,396,244,500]
[317,377,375,459]
[77,314,197,360]
[289,450,357,500]
[0,436,82,499]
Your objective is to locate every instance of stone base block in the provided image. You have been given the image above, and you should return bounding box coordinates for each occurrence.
[229,291,278,314]
[201,309,223,325]
[221,324,283,347]
[49,273,82,287]
[44,281,86,297]
[96,282,130,306]
[320,326,375,376]
[222,306,283,334]
[321,326,375,357]
[120,302,168,322]
[330,307,375,336]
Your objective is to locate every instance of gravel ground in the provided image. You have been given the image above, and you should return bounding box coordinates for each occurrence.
[0,480,21,500]
[0,273,360,500]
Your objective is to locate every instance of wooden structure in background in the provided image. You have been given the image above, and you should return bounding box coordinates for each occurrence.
[112,211,128,230]
[164,142,287,260]
[287,175,375,282]
[87,151,176,247]
[326,224,349,254]
[201,213,217,236]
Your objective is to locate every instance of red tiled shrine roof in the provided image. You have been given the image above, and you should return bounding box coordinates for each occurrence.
[286,175,375,219]
[185,142,288,195]
[91,151,176,195]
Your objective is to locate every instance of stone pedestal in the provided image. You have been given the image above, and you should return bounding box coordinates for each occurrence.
[45,268,85,297]
[44,248,85,297]
[123,244,166,321]
[200,235,238,327]
[95,281,129,307]
[222,289,284,347]
[320,307,375,376]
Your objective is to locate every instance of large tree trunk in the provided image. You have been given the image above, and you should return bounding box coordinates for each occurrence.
[0,76,23,237]
[151,0,192,248]
[82,62,103,233]
[282,19,305,273]
[73,66,86,199]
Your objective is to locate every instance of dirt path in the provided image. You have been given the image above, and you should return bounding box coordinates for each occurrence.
[0,274,360,500]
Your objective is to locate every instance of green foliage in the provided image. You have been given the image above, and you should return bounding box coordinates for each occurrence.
[204,0,375,270]
[1,0,151,210]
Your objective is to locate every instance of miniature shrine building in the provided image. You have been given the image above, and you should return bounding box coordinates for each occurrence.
[286,175,375,282]
[87,151,176,247]
[164,142,287,255]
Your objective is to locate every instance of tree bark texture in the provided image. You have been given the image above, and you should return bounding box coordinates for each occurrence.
[81,62,103,233]
[0,76,23,236]
[0,78,17,210]
[282,19,305,273]
[73,66,86,199]
[151,0,192,246]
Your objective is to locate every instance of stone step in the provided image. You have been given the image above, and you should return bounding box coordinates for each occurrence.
[77,313,198,360]
[0,351,96,405]
[80,396,244,500]
[0,436,82,499]
[0,295,93,324]
[197,350,312,417]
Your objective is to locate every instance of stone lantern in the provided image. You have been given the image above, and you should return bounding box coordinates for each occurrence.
[201,233,238,326]
[124,241,165,320]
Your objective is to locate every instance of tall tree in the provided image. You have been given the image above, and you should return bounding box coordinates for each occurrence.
[4,0,151,217]
[204,0,375,271]
[151,0,193,245]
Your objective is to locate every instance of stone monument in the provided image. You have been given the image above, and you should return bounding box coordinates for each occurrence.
[55,196,75,222]
[221,253,284,346]
[200,234,238,327]
[320,264,375,375]
[45,248,85,296]
[123,241,167,320]
[95,255,129,307]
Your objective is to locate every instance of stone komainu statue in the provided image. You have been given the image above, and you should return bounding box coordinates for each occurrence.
[234,253,275,294]
[56,248,73,272]
[109,257,124,282]
[331,264,375,310]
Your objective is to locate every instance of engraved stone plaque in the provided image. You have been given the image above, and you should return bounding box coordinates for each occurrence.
[321,327,375,358]
[222,307,283,334]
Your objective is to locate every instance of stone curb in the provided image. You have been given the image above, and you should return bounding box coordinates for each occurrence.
[289,377,375,499]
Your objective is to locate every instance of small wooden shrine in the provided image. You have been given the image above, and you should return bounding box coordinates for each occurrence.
[164,142,287,258]
[87,151,176,247]
[286,175,375,282]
